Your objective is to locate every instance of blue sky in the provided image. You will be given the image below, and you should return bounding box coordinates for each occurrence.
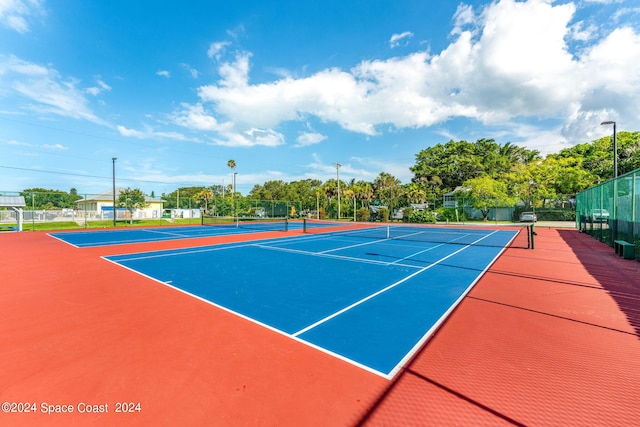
[1,0,639,196]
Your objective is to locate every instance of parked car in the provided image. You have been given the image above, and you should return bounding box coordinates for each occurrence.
[591,209,610,223]
[519,211,537,222]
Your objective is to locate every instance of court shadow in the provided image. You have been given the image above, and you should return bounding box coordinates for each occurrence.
[556,228,640,337]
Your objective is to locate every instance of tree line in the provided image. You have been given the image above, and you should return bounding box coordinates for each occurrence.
[10,131,640,219]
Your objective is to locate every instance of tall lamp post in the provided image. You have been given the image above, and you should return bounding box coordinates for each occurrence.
[601,121,617,178]
[112,157,117,227]
[336,162,341,220]
[233,172,237,219]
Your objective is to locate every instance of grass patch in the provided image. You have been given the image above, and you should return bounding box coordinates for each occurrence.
[19,218,202,231]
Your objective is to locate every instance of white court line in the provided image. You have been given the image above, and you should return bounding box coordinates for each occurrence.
[254,243,419,268]
[291,230,500,337]
[107,233,325,262]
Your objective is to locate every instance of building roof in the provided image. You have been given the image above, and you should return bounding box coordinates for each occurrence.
[77,189,163,204]
[0,196,26,207]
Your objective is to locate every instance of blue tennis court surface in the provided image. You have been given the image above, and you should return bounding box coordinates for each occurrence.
[49,222,296,247]
[104,226,518,378]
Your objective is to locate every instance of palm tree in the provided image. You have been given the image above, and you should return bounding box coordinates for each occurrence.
[195,189,214,213]
[354,180,373,208]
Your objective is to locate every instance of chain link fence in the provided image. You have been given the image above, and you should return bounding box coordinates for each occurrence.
[577,168,640,258]
[1,189,577,231]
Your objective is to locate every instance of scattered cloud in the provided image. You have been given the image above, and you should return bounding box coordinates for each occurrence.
[181,63,199,78]
[452,3,475,33]
[0,54,104,124]
[156,70,170,78]
[180,0,640,154]
[42,143,67,150]
[389,31,414,48]
[7,139,31,146]
[116,124,189,141]
[207,41,231,60]
[0,0,45,33]
[295,132,327,147]
[85,78,112,96]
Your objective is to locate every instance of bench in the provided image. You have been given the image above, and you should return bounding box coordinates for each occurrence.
[614,240,635,260]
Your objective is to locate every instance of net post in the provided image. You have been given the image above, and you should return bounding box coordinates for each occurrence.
[530,224,536,249]
[285,218,289,232]
[303,218,307,233]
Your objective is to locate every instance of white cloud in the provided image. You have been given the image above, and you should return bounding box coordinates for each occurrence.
[171,103,220,131]
[452,3,475,32]
[42,143,67,150]
[207,41,231,60]
[116,125,145,138]
[169,101,285,148]
[0,0,45,33]
[7,139,30,146]
[85,78,112,96]
[389,31,413,48]
[212,127,285,147]
[156,70,170,78]
[295,132,327,147]
[0,55,104,123]
[116,124,189,141]
[185,0,640,151]
[181,63,199,78]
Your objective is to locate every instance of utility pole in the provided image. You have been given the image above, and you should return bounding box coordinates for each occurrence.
[336,162,341,220]
[112,157,117,227]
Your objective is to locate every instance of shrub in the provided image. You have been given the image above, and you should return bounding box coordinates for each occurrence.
[401,207,413,223]
[408,210,437,224]
[436,208,466,222]
[378,207,389,222]
[356,207,370,222]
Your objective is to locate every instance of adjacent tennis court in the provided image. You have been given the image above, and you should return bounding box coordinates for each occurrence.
[103,224,522,377]
[49,218,292,247]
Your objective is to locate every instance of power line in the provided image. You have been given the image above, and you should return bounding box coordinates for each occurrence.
[0,164,182,185]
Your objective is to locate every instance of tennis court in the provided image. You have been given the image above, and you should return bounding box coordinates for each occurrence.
[49,218,292,247]
[104,224,521,377]
[2,222,639,426]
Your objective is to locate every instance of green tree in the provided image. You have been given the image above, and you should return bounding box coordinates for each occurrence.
[353,180,373,208]
[410,139,540,196]
[195,189,214,212]
[20,188,82,209]
[118,188,148,224]
[373,172,401,211]
[457,176,515,221]
[555,131,640,181]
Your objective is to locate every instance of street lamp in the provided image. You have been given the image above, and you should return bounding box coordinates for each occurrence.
[232,172,237,219]
[112,157,117,227]
[601,121,617,178]
[336,162,342,220]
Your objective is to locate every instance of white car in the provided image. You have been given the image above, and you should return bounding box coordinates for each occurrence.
[519,211,537,222]
[592,209,609,223]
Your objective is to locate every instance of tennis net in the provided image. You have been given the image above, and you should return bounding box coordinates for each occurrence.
[201,216,289,232]
[303,219,532,249]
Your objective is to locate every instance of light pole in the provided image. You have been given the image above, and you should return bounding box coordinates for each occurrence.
[233,172,237,219]
[336,162,341,220]
[112,157,117,227]
[601,121,617,178]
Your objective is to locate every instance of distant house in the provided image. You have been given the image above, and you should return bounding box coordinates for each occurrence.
[76,189,164,220]
[443,186,470,208]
